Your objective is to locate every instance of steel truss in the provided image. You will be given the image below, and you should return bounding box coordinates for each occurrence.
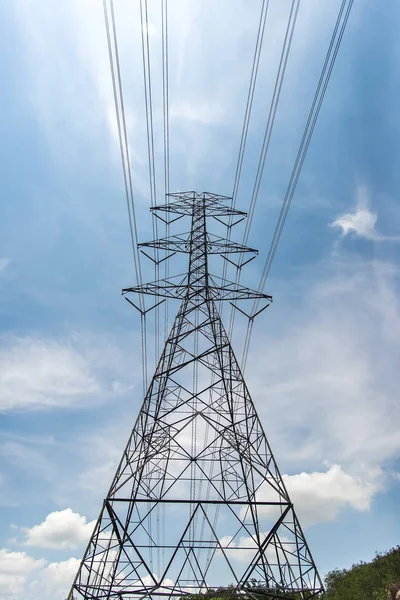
[69,192,324,600]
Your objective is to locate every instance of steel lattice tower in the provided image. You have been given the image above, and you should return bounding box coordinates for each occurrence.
[68,192,324,600]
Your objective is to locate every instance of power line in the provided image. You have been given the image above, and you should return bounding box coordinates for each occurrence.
[104,0,144,297]
[139,3,160,570]
[219,0,270,322]
[161,0,170,199]
[160,0,170,572]
[161,0,171,344]
[140,0,161,386]
[242,0,300,247]
[103,0,149,396]
[241,0,355,373]
[211,0,269,544]
[231,0,271,207]
[228,0,300,340]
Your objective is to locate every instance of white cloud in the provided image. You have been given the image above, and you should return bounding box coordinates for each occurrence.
[218,533,291,564]
[0,333,134,411]
[331,185,400,241]
[248,259,400,476]
[23,509,95,550]
[218,468,380,558]
[0,549,80,600]
[170,101,225,125]
[235,464,380,532]
[11,0,343,197]
[219,534,258,563]
[0,441,52,479]
[141,21,158,37]
[282,464,381,527]
[33,548,176,599]
[0,258,11,274]
[30,557,80,600]
[0,335,99,411]
[0,549,45,573]
[12,0,115,142]
[139,574,174,588]
[234,256,400,532]
[0,549,46,600]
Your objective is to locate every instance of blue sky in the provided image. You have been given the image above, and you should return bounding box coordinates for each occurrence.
[0,0,399,598]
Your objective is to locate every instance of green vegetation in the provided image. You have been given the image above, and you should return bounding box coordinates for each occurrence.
[325,546,400,600]
[183,581,322,599]
[184,548,400,600]
[66,547,399,599]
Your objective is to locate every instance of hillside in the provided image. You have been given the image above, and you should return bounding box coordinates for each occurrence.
[325,546,400,600]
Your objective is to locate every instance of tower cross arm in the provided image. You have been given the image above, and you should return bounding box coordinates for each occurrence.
[122,274,272,302]
[139,233,258,255]
[151,191,247,217]
[151,203,247,217]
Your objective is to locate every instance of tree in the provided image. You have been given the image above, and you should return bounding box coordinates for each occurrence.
[325,547,400,600]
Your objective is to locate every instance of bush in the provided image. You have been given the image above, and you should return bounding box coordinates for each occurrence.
[325,547,400,600]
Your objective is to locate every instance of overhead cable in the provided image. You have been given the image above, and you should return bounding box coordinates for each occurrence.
[104,0,149,395]
[140,0,161,377]
[231,0,271,207]
[228,0,300,340]
[161,0,171,343]
[219,0,270,321]
[241,0,355,372]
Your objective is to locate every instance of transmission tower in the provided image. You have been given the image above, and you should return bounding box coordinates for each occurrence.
[68,191,324,600]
